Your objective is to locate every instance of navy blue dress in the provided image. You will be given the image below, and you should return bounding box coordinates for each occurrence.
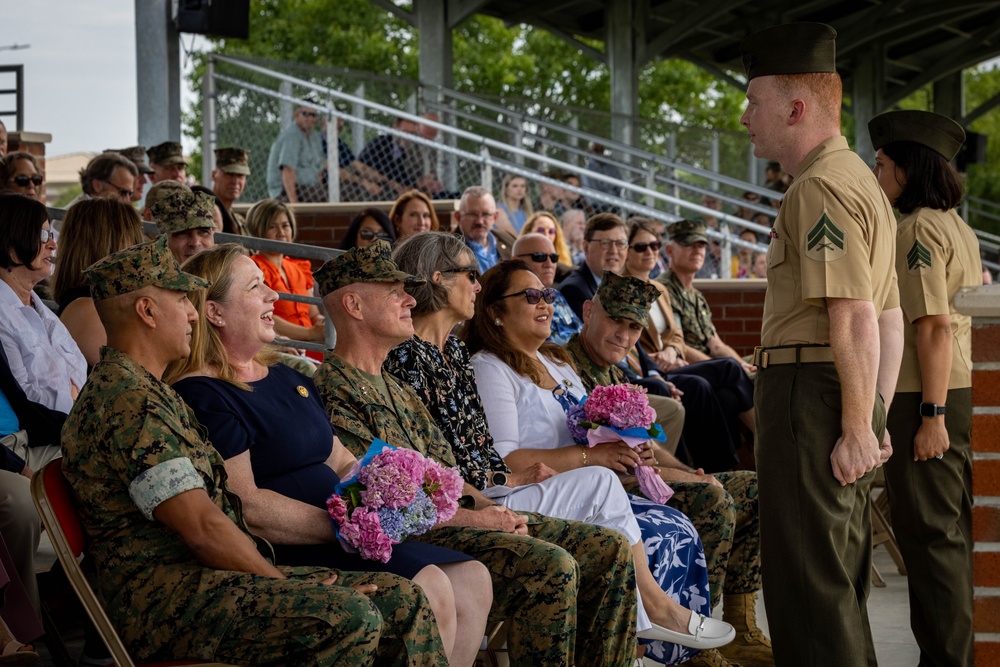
[174,363,470,578]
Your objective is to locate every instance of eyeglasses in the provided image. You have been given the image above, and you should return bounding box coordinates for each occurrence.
[102,179,134,200]
[11,174,43,187]
[358,228,390,241]
[589,239,627,250]
[442,266,481,283]
[495,287,557,305]
[460,211,495,221]
[630,241,662,253]
[40,228,54,244]
[300,111,318,118]
[517,252,559,264]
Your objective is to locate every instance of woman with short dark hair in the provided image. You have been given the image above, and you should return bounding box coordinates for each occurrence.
[0,153,42,202]
[340,207,395,250]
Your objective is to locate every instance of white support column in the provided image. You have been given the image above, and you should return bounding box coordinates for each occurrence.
[416,0,456,192]
[607,0,639,151]
[135,0,181,144]
[201,56,216,181]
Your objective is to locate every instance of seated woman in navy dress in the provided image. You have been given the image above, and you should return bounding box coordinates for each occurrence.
[167,243,491,667]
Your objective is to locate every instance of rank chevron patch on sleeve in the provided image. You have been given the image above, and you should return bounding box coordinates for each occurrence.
[906,238,932,275]
[806,213,846,261]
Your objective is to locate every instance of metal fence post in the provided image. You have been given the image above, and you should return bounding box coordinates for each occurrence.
[327,107,340,203]
[480,146,492,189]
[202,56,217,182]
[279,81,293,129]
[352,83,366,158]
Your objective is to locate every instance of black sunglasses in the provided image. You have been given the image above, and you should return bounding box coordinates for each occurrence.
[358,228,390,241]
[12,174,43,187]
[496,287,557,305]
[442,266,481,283]
[517,252,559,264]
[631,241,662,253]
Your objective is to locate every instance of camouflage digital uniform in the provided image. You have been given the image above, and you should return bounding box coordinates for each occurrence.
[658,267,717,357]
[315,352,639,667]
[566,334,761,609]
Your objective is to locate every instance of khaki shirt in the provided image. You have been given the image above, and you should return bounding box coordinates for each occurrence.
[761,136,899,347]
[894,207,981,392]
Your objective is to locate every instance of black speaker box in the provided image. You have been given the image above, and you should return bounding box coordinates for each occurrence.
[176,0,250,39]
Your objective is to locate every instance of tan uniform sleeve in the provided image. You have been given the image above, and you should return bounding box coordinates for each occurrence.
[895,213,950,323]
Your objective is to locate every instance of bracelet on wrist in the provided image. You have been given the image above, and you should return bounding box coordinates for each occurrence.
[580,446,588,467]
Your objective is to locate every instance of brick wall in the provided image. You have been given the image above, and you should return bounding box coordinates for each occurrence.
[696,279,766,357]
[956,285,1000,665]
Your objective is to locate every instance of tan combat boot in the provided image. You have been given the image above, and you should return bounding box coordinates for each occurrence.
[683,648,743,666]
[718,593,774,667]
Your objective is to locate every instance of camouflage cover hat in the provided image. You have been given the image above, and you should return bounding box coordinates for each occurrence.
[144,180,191,211]
[214,147,251,175]
[108,146,154,174]
[152,191,217,234]
[594,271,660,327]
[314,240,425,297]
[741,23,837,81]
[667,219,708,245]
[868,110,966,162]
[147,141,189,167]
[85,235,210,301]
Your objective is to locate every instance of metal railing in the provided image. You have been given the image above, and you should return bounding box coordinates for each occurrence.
[0,65,24,131]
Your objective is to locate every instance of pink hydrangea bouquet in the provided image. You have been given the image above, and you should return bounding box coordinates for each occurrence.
[326,439,463,562]
[567,384,673,503]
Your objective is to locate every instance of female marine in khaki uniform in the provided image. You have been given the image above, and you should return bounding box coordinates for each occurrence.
[869,110,981,667]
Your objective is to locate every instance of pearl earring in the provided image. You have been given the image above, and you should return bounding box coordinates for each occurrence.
[494,318,502,326]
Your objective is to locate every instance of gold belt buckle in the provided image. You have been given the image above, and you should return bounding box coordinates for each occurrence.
[753,346,768,368]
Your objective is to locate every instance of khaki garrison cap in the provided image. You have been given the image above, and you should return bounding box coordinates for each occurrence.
[215,147,251,175]
[594,271,660,328]
[152,191,217,235]
[667,219,709,245]
[741,23,837,81]
[85,235,210,301]
[868,110,966,162]
[314,240,426,297]
[147,141,189,167]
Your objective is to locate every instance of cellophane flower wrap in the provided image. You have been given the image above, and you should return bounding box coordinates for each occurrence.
[567,384,673,503]
[326,439,463,562]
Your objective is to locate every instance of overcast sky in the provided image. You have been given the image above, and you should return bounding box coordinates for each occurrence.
[2,0,204,158]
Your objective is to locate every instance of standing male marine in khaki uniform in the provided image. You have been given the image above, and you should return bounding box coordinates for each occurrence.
[739,23,903,667]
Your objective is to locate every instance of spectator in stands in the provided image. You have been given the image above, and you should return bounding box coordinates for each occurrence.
[76,152,138,205]
[558,172,596,219]
[327,117,385,202]
[560,208,587,265]
[169,243,490,667]
[191,185,228,234]
[559,212,628,318]
[763,161,786,194]
[454,186,514,273]
[142,180,190,222]
[63,236,433,665]
[211,147,250,234]
[534,170,567,216]
[358,117,419,198]
[735,191,768,222]
[0,195,86,414]
[696,194,724,280]
[389,189,440,244]
[732,229,759,279]
[521,211,573,270]
[340,207,395,251]
[311,241,641,666]
[403,113,448,199]
[495,174,534,235]
[582,142,624,205]
[659,220,755,372]
[146,141,188,184]
[109,146,154,203]
[151,190,216,264]
[749,251,767,279]
[0,120,6,157]
[245,199,326,354]
[266,102,326,203]
[0,152,42,202]
[512,233,581,344]
[53,199,146,368]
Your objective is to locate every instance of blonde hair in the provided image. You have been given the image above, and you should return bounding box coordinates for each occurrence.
[164,243,280,388]
[500,174,534,218]
[521,211,571,265]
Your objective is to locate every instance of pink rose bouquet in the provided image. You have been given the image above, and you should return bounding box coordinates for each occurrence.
[568,384,673,503]
[326,439,463,562]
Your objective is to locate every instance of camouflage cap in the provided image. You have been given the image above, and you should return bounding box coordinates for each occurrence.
[314,240,426,297]
[667,219,708,245]
[741,23,837,81]
[594,271,660,327]
[147,141,189,167]
[868,110,966,162]
[214,147,251,175]
[144,180,191,211]
[152,191,217,234]
[108,146,154,174]
[85,235,210,301]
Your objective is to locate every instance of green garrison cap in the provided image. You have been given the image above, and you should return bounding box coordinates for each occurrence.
[85,235,210,301]
[868,110,966,161]
[108,146,154,174]
[147,141,189,167]
[594,272,660,327]
[152,191,216,235]
[214,147,251,175]
[667,219,709,245]
[741,23,837,81]
[314,240,426,297]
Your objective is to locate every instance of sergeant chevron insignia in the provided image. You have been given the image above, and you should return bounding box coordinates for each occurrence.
[907,239,932,275]
[806,213,846,261]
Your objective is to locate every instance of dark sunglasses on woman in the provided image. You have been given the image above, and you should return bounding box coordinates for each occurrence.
[12,175,43,187]
[358,228,390,241]
[442,266,481,283]
[517,252,559,264]
[631,241,662,253]
[496,287,557,305]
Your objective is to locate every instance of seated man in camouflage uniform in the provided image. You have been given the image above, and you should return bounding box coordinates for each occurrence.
[312,241,639,667]
[565,271,772,667]
[151,190,217,264]
[61,236,447,667]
